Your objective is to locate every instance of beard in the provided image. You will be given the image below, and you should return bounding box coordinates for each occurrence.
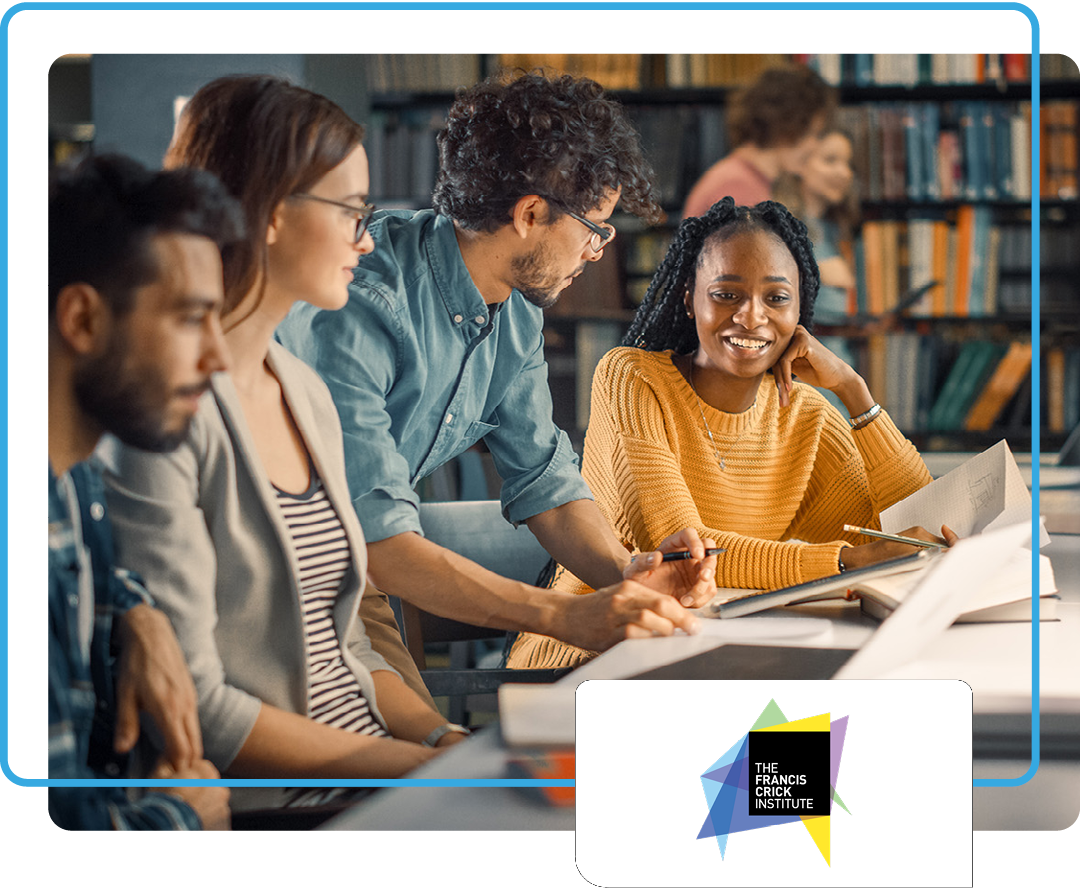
[511,242,584,309]
[72,328,204,453]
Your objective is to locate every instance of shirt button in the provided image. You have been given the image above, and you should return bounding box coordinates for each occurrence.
[105,763,121,776]
[453,314,463,324]
[90,502,105,521]
[474,315,485,325]
[67,594,79,609]
[444,413,453,424]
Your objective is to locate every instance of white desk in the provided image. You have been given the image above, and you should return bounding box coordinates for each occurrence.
[323,534,1080,831]
[320,726,574,831]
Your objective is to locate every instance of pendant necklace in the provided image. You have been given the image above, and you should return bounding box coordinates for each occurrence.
[688,362,755,472]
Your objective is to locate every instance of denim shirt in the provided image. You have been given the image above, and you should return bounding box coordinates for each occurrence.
[277,209,591,543]
[48,463,200,830]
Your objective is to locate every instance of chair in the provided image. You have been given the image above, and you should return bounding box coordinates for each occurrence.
[390,500,571,723]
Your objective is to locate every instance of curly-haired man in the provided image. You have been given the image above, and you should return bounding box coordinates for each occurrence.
[278,72,716,681]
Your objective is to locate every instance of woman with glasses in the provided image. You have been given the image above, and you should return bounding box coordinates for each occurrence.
[99,75,463,813]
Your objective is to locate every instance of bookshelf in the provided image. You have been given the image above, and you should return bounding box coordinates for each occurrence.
[53,53,1079,452]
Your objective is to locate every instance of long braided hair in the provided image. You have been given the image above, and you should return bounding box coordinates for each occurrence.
[624,197,820,353]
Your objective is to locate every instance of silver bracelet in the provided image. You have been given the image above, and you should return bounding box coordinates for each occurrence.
[849,402,881,429]
[422,723,470,748]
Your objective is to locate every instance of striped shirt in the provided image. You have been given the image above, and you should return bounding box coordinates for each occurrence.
[275,476,387,737]
[275,474,388,807]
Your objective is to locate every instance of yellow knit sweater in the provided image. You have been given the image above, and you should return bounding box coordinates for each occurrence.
[508,347,932,668]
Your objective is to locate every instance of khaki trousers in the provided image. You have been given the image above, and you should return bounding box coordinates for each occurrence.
[359,585,438,712]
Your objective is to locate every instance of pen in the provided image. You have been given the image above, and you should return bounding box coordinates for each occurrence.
[842,525,948,549]
[660,547,726,562]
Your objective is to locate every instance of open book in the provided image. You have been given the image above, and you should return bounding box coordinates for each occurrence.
[858,549,1058,623]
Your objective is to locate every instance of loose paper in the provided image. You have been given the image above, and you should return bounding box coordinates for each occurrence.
[880,439,1049,547]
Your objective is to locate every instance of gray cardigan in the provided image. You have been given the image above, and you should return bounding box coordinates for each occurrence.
[98,343,396,784]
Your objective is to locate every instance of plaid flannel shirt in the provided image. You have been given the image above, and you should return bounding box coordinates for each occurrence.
[48,461,201,830]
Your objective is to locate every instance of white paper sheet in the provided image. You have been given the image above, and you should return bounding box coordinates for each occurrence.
[880,439,1049,547]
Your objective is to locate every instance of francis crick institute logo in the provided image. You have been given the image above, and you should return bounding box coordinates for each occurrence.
[697,698,851,865]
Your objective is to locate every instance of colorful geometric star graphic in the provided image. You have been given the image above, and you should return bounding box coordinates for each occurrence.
[697,699,851,865]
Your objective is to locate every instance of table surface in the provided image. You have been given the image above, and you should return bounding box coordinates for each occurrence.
[323,532,1080,832]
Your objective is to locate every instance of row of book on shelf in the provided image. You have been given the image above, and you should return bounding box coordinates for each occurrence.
[361,54,1074,94]
[623,210,1056,320]
[363,54,482,94]
[864,335,1078,436]
[837,100,1077,203]
[860,211,1077,319]
[856,208,1034,318]
[366,100,1077,207]
[802,53,1036,88]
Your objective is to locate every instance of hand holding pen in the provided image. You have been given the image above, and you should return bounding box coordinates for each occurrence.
[839,523,959,572]
[661,547,726,562]
[624,529,723,609]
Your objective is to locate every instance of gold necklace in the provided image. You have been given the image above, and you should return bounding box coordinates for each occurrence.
[688,362,755,472]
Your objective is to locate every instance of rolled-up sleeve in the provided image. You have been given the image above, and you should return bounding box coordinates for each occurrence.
[485,327,592,524]
[282,292,423,544]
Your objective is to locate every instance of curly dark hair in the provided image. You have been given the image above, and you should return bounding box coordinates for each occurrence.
[729,66,836,149]
[432,71,662,231]
[623,197,819,353]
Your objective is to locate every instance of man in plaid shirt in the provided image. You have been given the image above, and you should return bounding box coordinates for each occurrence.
[48,155,241,829]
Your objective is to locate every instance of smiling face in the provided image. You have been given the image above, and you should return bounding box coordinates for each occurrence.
[800,131,854,206]
[510,188,620,309]
[266,144,373,313]
[685,228,801,387]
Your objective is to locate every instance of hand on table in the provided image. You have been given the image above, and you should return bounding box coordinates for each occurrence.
[623,527,719,608]
[549,579,699,653]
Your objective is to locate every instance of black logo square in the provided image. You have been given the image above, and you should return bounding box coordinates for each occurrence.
[748,730,831,816]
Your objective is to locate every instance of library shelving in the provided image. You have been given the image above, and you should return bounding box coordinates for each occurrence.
[53,53,1080,451]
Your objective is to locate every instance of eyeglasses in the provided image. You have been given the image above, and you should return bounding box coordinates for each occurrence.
[289,193,376,243]
[565,209,616,253]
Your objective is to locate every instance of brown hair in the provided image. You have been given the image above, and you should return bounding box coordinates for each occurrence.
[773,128,860,241]
[164,75,364,318]
[728,65,836,150]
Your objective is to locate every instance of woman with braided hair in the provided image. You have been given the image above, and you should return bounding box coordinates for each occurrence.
[508,197,956,670]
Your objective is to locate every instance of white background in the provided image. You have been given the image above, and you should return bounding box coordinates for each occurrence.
[6,0,1079,885]
[577,679,973,886]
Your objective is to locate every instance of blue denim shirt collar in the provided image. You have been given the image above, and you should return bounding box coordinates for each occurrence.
[424,211,502,327]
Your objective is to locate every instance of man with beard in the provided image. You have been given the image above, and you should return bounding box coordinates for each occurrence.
[48,154,241,829]
[277,72,716,668]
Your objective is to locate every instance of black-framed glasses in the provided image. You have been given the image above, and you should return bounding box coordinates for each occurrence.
[289,193,376,243]
[565,209,616,253]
